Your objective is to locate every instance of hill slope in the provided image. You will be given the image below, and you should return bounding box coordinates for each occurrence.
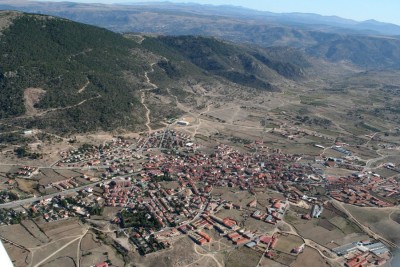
[141,36,309,89]
[0,13,157,134]
[0,12,310,134]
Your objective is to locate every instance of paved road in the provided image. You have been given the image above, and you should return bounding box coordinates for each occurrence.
[0,181,105,209]
[0,169,141,209]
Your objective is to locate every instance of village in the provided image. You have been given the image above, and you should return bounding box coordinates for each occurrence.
[0,127,398,267]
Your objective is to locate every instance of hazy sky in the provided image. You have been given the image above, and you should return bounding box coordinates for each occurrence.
[34,0,400,25]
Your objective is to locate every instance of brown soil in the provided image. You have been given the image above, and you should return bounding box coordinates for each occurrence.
[4,243,31,267]
[290,247,330,267]
[81,232,101,251]
[24,88,46,116]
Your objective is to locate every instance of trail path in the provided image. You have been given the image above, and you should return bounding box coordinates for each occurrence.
[140,62,158,133]
[332,200,398,248]
[186,243,223,267]
[141,91,152,133]
[76,227,89,267]
[32,236,81,267]
[78,79,90,93]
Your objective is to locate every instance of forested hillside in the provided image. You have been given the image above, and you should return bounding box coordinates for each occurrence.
[0,12,149,133]
[0,12,311,134]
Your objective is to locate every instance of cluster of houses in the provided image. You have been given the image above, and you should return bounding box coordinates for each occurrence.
[15,166,37,177]
[28,187,98,222]
[251,198,288,225]
[189,231,212,246]
[333,240,390,267]
[51,178,80,191]
[135,130,196,152]
[58,138,132,167]
[179,210,279,249]
[31,195,74,221]
[328,173,398,207]
[7,128,396,265]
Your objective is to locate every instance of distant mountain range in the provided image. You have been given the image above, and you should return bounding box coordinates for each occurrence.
[1,1,400,70]
[113,2,400,36]
[4,1,400,36]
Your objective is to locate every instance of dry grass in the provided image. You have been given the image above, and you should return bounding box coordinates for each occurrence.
[290,247,330,267]
[275,234,303,254]
[15,178,39,194]
[344,205,400,244]
[225,246,261,267]
[41,257,76,267]
[133,236,204,267]
[23,88,46,116]
[38,218,84,240]
[0,224,44,248]
[81,232,101,251]
[4,243,31,267]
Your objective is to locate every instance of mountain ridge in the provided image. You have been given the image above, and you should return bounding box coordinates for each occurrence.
[2,1,400,70]
[10,1,400,35]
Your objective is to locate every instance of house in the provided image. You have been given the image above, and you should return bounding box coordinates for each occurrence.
[292,244,305,254]
[311,204,323,218]
[247,199,257,208]
[259,235,272,245]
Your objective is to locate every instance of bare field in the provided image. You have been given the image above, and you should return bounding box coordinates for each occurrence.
[0,224,44,248]
[21,219,50,243]
[275,234,303,254]
[31,238,79,267]
[0,164,14,173]
[15,178,39,194]
[97,206,121,221]
[133,236,206,267]
[211,187,254,207]
[271,251,297,266]
[374,167,399,178]
[350,146,379,160]
[290,247,330,267]
[81,232,101,251]
[285,209,366,247]
[4,243,31,267]
[37,168,70,185]
[259,257,287,267]
[281,143,322,155]
[217,209,247,225]
[42,257,76,267]
[324,167,356,177]
[244,217,277,234]
[225,246,261,267]
[80,237,125,267]
[38,218,85,240]
[344,205,400,244]
[54,169,83,177]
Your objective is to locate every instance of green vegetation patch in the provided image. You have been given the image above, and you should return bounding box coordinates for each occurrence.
[120,209,162,230]
[328,216,362,234]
